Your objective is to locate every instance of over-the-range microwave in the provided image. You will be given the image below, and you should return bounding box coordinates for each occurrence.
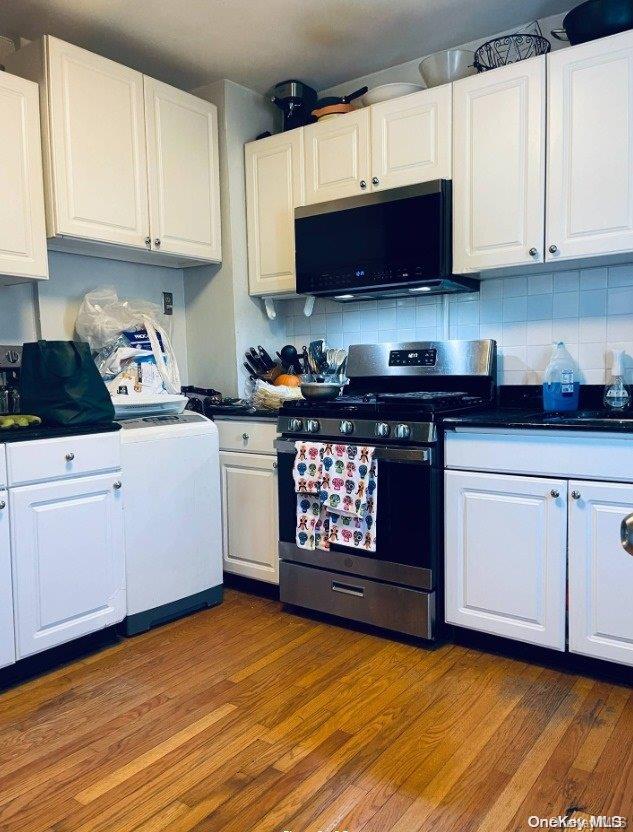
[294,180,478,301]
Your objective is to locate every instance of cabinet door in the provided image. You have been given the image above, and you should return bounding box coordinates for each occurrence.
[144,77,221,262]
[0,493,15,669]
[304,109,371,205]
[245,130,304,296]
[10,473,125,658]
[220,451,279,584]
[453,57,546,273]
[547,30,633,262]
[569,480,633,666]
[47,37,149,248]
[445,470,567,649]
[0,72,48,280]
[370,86,451,191]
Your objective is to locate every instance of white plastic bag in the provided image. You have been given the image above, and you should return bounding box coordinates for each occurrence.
[76,287,162,351]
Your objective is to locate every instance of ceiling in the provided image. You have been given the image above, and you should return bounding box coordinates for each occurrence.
[0,0,570,93]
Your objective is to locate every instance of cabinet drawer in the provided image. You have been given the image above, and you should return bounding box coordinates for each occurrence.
[215,419,277,454]
[7,432,121,486]
[0,447,6,488]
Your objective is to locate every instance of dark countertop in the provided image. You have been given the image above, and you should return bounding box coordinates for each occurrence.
[442,408,633,434]
[207,407,278,423]
[0,421,121,444]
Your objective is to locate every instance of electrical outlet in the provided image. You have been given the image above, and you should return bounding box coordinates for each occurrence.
[162,292,173,316]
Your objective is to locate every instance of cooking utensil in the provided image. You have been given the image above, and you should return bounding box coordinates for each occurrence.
[300,381,347,401]
[257,346,275,370]
[325,348,347,375]
[301,346,310,374]
[316,86,368,109]
[278,344,300,372]
[243,363,257,381]
[474,33,551,72]
[311,103,354,121]
[308,340,327,374]
[271,79,318,131]
[361,83,424,105]
[551,0,633,44]
[245,351,266,374]
[418,49,476,88]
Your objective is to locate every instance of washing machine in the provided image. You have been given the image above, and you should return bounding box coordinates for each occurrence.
[118,412,223,635]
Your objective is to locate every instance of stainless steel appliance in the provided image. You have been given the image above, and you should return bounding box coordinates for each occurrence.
[271,80,318,131]
[276,340,496,640]
[0,344,21,414]
[294,181,478,301]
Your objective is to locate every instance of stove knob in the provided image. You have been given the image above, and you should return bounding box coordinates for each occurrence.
[306,419,320,434]
[289,417,304,432]
[375,422,390,438]
[394,423,411,441]
[339,420,354,435]
[5,349,19,364]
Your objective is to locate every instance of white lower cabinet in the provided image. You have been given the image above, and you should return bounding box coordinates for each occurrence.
[220,450,279,584]
[445,470,568,649]
[10,473,125,659]
[0,492,15,669]
[568,480,633,666]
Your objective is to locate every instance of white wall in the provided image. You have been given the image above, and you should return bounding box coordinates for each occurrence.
[0,252,189,382]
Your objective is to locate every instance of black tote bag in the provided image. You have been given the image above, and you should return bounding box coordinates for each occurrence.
[20,340,115,426]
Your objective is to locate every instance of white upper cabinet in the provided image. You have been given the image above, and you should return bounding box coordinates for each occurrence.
[371,85,452,191]
[0,492,15,669]
[0,72,48,280]
[453,56,546,273]
[245,130,304,296]
[568,480,633,667]
[144,77,221,262]
[45,37,150,249]
[547,30,633,262]
[304,108,371,205]
[445,469,568,650]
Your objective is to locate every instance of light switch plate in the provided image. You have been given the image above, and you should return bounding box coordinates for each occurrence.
[162,292,173,316]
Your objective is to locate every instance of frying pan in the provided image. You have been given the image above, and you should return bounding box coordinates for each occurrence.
[552,0,633,44]
[315,86,368,109]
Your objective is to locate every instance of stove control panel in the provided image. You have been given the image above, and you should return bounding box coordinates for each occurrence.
[306,419,320,433]
[339,419,354,435]
[388,348,436,367]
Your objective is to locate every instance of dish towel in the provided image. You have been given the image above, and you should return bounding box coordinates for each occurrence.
[328,459,378,552]
[294,441,330,551]
[320,444,375,517]
[293,441,323,494]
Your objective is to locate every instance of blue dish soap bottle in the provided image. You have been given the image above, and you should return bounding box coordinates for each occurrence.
[542,341,580,413]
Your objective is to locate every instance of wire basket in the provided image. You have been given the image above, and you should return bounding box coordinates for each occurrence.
[474,34,551,72]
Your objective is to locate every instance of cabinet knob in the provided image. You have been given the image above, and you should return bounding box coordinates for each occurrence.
[359,180,367,189]
[571,490,581,500]
[272,461,278,470]
[242,432,249,441]
[65,452,75,462]
[0,501,5,511]
[529,247,538,257]
[154,238,161,248]
[113,480,122,490]
[620,513,633,556]
[549,244,558,254]
[144,236,151,248]
[372,177,379,186]
[550,489,560,498]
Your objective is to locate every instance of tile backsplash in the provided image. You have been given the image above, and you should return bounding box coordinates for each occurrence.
[279,263,633,385]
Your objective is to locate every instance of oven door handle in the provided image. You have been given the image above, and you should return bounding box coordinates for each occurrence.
[275,439,431,464]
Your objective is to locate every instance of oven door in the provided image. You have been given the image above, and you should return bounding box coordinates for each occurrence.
[276,440,440,590]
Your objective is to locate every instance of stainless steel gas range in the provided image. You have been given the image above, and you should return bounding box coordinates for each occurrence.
[276,340,497,640]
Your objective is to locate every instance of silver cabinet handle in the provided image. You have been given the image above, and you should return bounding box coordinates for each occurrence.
[0,501,5,510]
[549,244,558,254]
[571,490,581,500]
[154,238,161,248]
[242,432,249,441]
[359,180,367,189]
[113,480,122,490]
[65,452,75,462]
[529,247,538,257]
[372,176,379,186]
[144,236,151,248]
[272,461,278,469]
[332,580,364,598]
[621,513,633,556]
[550,489,560,498]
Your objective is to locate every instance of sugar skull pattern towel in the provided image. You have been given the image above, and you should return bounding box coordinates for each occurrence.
[296,495,330,551]
[327,460,377,552]
[293,441,324,494]
[320,443,375,517]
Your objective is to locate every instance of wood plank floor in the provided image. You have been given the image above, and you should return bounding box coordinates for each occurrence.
[0,589,631,832]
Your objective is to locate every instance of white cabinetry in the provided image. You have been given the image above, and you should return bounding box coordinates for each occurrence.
[453,57,546,273]
[445,469,567,649]
[0,71,48,281]
[371,85,452,191]
[144,77,221,262]
[568,480,633,666]
[547,30,633,262]
[10,472,125,658]
[216,419,279,584]
[304,109,371,205]
[245,130,304,296]
[0,492,15,669]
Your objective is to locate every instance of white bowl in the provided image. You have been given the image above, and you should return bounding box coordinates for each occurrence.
[361,83,424,106]
[418,49,476,88]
